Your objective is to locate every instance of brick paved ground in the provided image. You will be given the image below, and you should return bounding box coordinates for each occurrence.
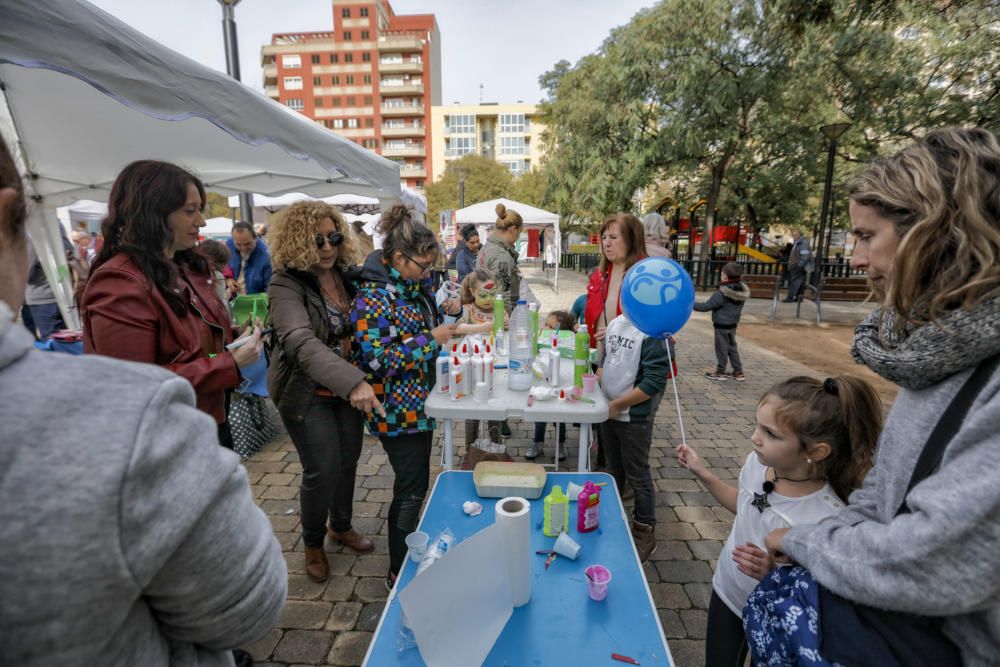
[245,263,872,667]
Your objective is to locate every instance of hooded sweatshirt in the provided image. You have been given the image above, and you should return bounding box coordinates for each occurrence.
[0,301,286,666]
[693,279,750,329]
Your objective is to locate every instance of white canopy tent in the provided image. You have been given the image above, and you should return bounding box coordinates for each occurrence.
[0,0,401,329]
[55,200,108,235]
[227,188,426,223]
[453,197,562,293]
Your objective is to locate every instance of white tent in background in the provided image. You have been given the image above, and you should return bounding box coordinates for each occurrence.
[55,200,108,235]
[0,0,401,329]
[453,197,562,293]
[202,217,236,240]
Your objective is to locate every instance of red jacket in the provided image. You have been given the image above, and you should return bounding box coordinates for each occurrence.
[82,253,239,423]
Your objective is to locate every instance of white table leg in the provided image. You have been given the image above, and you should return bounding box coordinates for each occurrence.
[577,423,589,472]
[444,418,454,471]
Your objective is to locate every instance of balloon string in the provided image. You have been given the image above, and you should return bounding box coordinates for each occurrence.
[664,336,687,447]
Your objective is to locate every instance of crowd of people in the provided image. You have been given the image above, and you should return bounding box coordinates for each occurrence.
[1,126,998,666]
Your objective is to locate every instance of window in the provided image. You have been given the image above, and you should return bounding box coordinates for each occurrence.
[362,52,371,62]
[446,114,475,134]
[499,113,526,133]
[365,118,374,128]
[346,96,356,106]
[313,76,322,86]
[345,53,354,63]
[361,7,369,17]
[315,98,324,107]
[343,31,352,41]
[385,140,406,149]
[499,136,526,154]
[332,75,340,85]
[331,97,341,106]
[333,119,344,128]
[381,54,403,64]
[385,119,404,128]
[410,54,422,64]
[286,98,304,110]
[363,74,372,84]
[363,138,377,149]
[414,180,424,189]
[283,76,303,90]
[446,136,476,156]
[323,120,334,128]
[311,54,321,64]
[341,8,350,18]
[361,31,370,40]
[500,159,527,175]
[346,75,355,85]
[329,53,339,63]
[363,95,373,105]
[382,76,404,87]
[281,55,301,68]
[348,118,359,128]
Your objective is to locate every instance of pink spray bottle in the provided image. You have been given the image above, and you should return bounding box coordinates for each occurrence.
[577,481,601,533]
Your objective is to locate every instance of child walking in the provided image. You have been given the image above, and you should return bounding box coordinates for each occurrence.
[676,375,882,667]
[526,310,577,461]
[694,261,749,381]
[598,312,673,562]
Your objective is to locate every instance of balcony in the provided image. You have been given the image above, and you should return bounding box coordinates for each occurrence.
[332,128,374,139]
[377,35,423,51]
[265,86,279,98]
[382,145,426,158]
[380,103,424,117]
[399,166,427,178]
[378,61,423,74]
[381,126,425,138]
[263,64,277,78]
[379,83,424,96]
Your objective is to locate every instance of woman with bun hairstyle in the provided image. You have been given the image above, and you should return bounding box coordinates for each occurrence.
[477,203,524,313]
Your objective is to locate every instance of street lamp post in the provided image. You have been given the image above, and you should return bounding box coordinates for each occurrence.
[217,0,254,223]
[816,122,850,283]
[455,168,466,209]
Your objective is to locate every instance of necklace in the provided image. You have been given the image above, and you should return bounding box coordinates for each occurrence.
[751,468,823,514]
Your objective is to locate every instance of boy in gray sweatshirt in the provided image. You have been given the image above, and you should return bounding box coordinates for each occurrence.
[694,261,750,381]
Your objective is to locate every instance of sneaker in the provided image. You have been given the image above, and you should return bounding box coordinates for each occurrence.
[730,372,746,382]
[705,371,729,381]
[500,421,512,438]
[385,570,398,592]
[525,442,544,460]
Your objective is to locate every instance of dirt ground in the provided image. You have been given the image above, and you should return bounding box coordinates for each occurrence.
[739,322,899,406]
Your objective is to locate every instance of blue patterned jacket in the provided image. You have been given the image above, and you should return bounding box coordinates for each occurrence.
[349,251,441,438]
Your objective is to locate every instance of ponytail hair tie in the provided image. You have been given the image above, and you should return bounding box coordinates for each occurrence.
[823,378,839,395]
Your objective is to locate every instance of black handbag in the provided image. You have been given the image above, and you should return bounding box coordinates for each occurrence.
[819,353,1000,667]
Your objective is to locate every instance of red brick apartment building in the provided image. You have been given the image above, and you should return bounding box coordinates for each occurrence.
[262,1,441,190]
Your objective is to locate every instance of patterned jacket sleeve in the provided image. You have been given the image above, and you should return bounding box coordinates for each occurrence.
[351,288,439,378]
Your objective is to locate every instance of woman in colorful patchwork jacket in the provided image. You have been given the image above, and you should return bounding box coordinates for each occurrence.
[349,205,457,589]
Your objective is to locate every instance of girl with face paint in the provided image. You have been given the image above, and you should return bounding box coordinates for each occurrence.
[455,268,508,334]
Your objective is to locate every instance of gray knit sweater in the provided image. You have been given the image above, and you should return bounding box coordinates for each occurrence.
[0,302,287,666]
[784,301,1000,665]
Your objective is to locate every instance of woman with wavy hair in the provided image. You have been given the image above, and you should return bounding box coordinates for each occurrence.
[79,161,262,448]
[758,128,1000,665]
[268,201,383,582]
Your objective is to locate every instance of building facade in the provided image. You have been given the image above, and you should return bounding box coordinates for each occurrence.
[262,1,442,189]
[429,103,546,181]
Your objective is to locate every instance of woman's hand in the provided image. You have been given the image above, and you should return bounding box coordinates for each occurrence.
[594,326,607,342]
[733,543,774,580]
[431,322,458,345]
[442,297,462,316]
[231,326,263,368]
[764,528,792,565]
[676,443,707,477]
[349,380,386,417]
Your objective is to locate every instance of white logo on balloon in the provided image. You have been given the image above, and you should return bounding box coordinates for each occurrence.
[629,263,683,306]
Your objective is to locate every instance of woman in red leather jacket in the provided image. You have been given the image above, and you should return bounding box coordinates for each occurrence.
[78,161,262,449]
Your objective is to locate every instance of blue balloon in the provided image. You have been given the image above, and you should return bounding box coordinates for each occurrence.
[620,257,695,337]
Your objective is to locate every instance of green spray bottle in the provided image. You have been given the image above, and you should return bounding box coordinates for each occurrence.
[528,302,540,358]
[574,323,590,388]
[542,485,570,537]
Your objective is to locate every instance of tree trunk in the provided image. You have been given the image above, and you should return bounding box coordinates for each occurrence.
[698,146,736,263]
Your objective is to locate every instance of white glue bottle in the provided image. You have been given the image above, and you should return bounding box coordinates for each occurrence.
[548,338,562,386]
[471,344,485,387]
[449,356,464,401]
[483,343,495,393]
[435,350,450,393]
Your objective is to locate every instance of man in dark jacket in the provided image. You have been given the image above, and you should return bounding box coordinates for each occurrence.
[226,221,272,296]
[694,261,750,381]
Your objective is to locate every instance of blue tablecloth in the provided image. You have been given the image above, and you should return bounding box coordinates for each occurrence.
[363,471,673,666]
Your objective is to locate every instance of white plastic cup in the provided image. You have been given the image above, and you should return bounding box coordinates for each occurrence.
[474,381,489,402]
[585,564,612,601]
[405,531,429,563]
[582,373,597,393]
[553,532,581,560]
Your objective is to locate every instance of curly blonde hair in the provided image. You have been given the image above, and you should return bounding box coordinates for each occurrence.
[269,201,360,272]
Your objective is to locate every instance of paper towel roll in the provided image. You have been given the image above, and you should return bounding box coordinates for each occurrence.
[495,496,532,607]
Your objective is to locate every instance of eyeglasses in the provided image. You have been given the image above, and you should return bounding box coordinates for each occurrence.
[402,252,432,275]
[315,232,344,249]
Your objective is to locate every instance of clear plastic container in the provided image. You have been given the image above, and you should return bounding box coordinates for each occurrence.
[507,300,533,391]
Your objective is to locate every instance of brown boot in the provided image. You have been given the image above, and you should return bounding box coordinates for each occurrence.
[327,527,375,554]
[631,520,657,563]
[304,546,329,582]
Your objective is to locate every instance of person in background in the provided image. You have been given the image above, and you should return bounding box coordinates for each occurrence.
[350,205,457,590]
[447,224,481,284]
[641,212,673,258]
[24,230,71,339]
[0,135,286,667]
[199,238,233,319]
[72,228,96,265]
[478,204,523,313]
[695,261,750,382]
[783,228,814,302]
[226,221,272,298]
[571,293,587,325]
[79,161,262,450]
[253,222,268,239]
[526,309,578,462]
[351,219,375,258]
[269,201,382,583]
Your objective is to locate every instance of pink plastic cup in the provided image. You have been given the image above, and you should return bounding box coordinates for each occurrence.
[585,564,612,601]
[582,373,597,393]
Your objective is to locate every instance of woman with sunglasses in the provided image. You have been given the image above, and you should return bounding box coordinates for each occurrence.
[350,204,458,590]
[268,201,384,582]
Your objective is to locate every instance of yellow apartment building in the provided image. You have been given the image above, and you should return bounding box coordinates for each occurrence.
[429,103,546,181]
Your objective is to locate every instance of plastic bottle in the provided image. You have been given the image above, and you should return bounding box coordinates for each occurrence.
[574,324,590,389]
[528,302,540,357]
[548,339,561,386]
[449,356,464,401]
[435,350,450,393]
[577,481,601,533]
[492,294,506,355]
[416,530,456,575]
[471,344,484,387]
[507,300,533,391]
[483,343,495,393]
[542,485,570,537]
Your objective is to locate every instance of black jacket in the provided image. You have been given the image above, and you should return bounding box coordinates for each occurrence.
[693,281,750,329]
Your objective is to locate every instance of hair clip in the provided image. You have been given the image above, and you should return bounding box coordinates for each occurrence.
[823,378,839,395]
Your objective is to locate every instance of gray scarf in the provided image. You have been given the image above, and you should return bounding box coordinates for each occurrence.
[852,294,1000,390]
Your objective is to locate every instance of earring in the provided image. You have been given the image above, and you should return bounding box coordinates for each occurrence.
[807,458,813,464]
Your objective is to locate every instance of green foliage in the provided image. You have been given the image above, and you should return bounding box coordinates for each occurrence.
[425,154,513,230]
[204,192,231,220]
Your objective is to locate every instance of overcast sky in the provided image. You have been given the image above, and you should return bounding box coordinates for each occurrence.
[88,0,657,104]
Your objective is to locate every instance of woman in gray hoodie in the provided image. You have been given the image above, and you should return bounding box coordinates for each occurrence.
[764,127,1000,665]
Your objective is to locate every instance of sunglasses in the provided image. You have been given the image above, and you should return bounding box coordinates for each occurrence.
[315,232,344,249]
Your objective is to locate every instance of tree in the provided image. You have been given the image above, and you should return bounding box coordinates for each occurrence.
[425,154,513,231]
[205,192,231,220]
[509,169,548,209]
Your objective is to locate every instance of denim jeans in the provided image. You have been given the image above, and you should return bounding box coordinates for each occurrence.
[28,303,65,340]
[381,430,433,574]
[533,422,565,444]
[282,395,364,548]
[599,419,656,525]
